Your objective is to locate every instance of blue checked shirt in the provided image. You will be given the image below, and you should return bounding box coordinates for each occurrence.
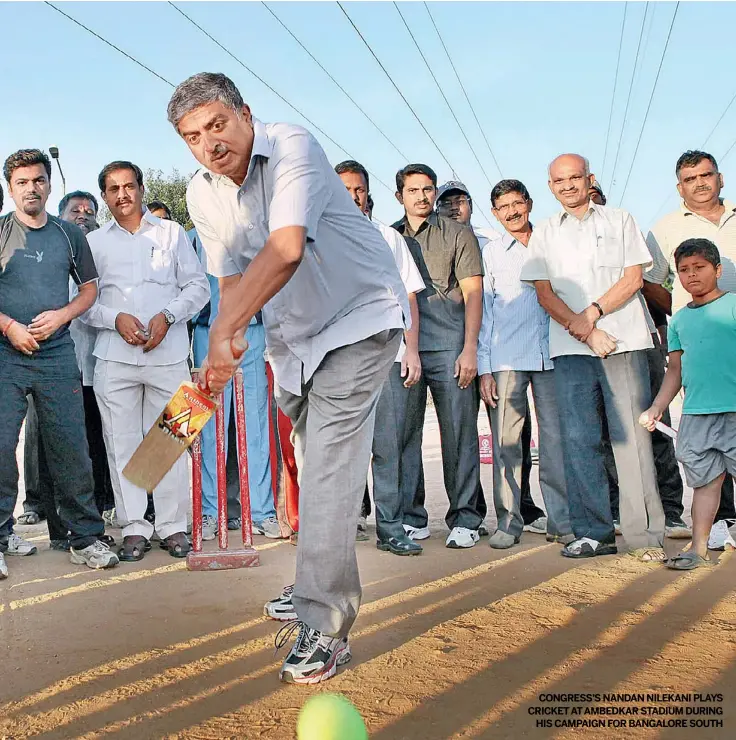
[477,230,553,375]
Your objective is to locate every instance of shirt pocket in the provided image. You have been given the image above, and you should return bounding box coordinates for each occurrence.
[146,243,175,285]
[595,225,624,269]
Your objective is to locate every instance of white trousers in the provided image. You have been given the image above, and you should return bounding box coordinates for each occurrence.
[93,359,190,540]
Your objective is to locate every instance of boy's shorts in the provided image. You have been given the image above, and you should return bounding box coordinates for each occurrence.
[676,413,736,489]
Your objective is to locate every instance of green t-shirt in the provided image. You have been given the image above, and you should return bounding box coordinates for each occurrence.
[668,292,736,414]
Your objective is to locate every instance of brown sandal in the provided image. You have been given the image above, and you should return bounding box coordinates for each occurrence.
[160,532,191,558]
[118,535,150,561]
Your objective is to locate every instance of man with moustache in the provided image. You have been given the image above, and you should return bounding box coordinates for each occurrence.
[335,159,424,555]
[478,179,573,548]
[168,72,408,684]
[0,149,119,578]
[646,150,736,550]
[436,179,548,537]
[521,153,665,562]
[393,165,485,549]
[82,160,209,562]
[19,190,116,549]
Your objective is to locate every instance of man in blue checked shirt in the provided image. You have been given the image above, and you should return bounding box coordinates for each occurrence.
[189,228,279,541]
[477,179,573,549]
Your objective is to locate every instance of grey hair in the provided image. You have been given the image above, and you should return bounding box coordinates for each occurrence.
[167,72,245,130]
[548,154,590,178]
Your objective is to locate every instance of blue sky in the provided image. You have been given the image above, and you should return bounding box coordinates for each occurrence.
[2,1,736,231]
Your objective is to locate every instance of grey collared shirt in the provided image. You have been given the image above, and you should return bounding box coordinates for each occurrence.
[187,118,409,395]
[392,213,483,352]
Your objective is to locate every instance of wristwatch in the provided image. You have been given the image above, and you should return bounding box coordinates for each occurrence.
[591,302,604,318]
[162,309,175,326]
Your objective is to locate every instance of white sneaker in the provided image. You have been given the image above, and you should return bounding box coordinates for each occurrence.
[404,524,430,541]
[445,527,480,549]
[103,508,118,528]
[70,540,120,570]
[276,621,351,684]
[6,533,38,556]
[264,584,298,621]
[708,519,736,551]
[252,516,282,539]
[0,551,7,579]
[201,514,217,541]
[357,515,368,532]
[523,516,547,535]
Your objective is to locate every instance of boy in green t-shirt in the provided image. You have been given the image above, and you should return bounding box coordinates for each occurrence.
[640,238,736,569]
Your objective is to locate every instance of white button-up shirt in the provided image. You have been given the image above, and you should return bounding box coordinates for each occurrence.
[69,278,97,384]
[82,210,209,366]
[478,230,552,374]
[374,220,425,362]
[646,199,736,312]
[520,203,653,358]
[187,118,409,395]
[473,225,501,250]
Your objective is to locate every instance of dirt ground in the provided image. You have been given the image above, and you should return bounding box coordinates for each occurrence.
[1,407,734,740]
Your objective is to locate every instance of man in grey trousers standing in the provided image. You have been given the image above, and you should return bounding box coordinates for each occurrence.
[168,73,408,684]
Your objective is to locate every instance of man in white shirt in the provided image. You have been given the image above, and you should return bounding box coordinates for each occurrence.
[520,153,665,562]
[437,180,548,535]
[335,159,425,556]
[83,160,209,563]
[478,179,572,549]
[645,149,736,547]
[168,73,407,684]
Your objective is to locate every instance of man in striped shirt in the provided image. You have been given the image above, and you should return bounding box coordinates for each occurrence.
[477,179,572,548]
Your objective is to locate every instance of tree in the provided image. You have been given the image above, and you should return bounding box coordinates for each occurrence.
[97,168,195,229]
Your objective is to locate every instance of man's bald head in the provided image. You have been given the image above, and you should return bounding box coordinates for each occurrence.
[548,153,595,212]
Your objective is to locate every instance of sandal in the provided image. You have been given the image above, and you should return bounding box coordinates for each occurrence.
[160,532,191,558]
[629,547,668,563]
[16,511,43,525]
[117,535,150,562]
[667,550,714,570]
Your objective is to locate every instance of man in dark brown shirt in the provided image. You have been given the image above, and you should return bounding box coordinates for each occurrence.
[392,164,486,548]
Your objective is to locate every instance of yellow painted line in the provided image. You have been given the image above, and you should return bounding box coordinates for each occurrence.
[0,545,548,735]
[6,540,286,607]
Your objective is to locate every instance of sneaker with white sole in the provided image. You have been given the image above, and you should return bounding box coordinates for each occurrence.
[0,551,7,579]
[5,533,38,556]
[264,584,298,621]
[276,620,351,684]
[446,526,480,549]
[404,524,430,541]
[357,515,368,532]
[252,516,282,539]
[522,516,547,535]
[69,540,120,570]
[201,514,217,542]
[708,519,736,551]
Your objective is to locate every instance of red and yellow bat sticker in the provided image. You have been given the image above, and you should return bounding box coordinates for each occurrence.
[158,383,217,446]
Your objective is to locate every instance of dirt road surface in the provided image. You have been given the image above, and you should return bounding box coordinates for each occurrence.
[1,407,734,739]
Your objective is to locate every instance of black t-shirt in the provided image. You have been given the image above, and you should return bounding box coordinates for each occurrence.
[0,213,98,355]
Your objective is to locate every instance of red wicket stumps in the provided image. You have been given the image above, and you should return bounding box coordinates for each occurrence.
[187,368,260,571]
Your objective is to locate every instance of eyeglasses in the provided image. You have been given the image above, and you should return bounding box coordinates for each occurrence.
[494,199,527,213]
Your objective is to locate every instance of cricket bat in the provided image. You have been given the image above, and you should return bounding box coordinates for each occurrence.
[123,381,218,491]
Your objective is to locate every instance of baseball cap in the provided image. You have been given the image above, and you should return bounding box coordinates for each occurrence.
[437,180,471,201]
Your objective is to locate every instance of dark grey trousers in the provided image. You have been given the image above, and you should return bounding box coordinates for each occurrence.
[0,347,103,551]
[401,349,485,531]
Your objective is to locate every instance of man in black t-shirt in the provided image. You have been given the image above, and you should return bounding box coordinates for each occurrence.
[0,149,119,580]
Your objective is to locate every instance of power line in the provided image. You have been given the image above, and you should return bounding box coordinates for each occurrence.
[424,2,502,179]
[168,1,394,193]
[701,89,736,151]
[45,2,175,87]
[601,3,628,184]
[618,2,680,207]
[260,1,409,162]
[336,1,458,177]
[393,3,492,191]
[607,1,650,197]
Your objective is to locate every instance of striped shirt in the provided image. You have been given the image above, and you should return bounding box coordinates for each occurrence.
[646,199,736,313]
[477,230,552,374]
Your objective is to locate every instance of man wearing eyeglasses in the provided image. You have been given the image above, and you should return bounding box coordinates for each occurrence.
[436,181,548,538]
[393,166,485,549]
